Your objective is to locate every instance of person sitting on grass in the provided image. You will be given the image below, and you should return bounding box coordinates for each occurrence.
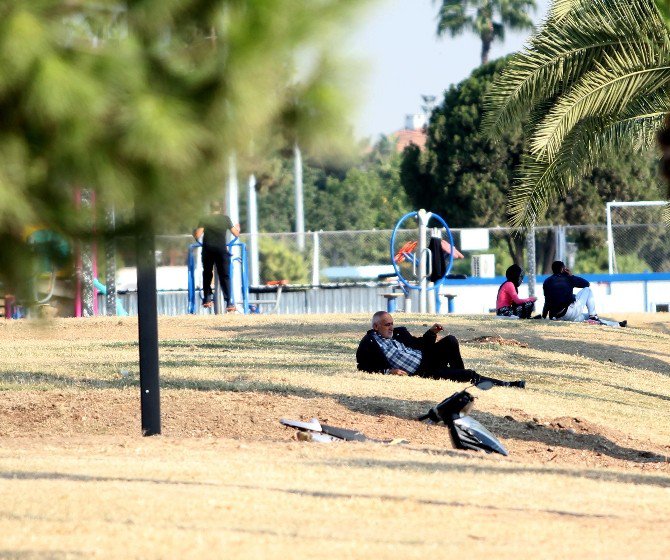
[495,264,537,319]
[356,311,517,386]
[542,260,626,327]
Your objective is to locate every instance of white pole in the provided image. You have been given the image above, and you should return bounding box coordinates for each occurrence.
[555,225,566,263]
[311,231,320,286]
[606,201,615,275]
[294,143,305,251]
[227,152,239,224]
[418,209,430,313]
[105,206,117,316]
[427,227,438,315]
[227,153,241,307]
[247,174,260,286]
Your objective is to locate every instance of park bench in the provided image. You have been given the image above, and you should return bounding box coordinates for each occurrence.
[248,281,285,314]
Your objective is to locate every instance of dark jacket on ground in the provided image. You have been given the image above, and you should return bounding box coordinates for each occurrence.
[356,327,436,374]
[542,272,589,318]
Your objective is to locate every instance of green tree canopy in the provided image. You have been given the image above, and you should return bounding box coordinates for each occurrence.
[250,140,409,234]
[0,0,365,287]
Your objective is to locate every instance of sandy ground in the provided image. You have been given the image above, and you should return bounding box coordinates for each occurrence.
[0,312,668,558]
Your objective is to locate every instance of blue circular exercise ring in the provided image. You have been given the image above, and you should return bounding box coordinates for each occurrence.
[390,211,455,291]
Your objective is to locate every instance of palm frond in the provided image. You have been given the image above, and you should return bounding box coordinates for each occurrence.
[509,109,668,227]
[548,0,581,22]
[436,0,469,37]
[530,44,670,159]
[483,0,668,137]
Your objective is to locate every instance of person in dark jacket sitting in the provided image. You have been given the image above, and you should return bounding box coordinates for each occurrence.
[542,261,625,327]
[355,311,479,381]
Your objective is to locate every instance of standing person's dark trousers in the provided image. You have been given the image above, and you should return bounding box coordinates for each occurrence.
[202,245,231,306]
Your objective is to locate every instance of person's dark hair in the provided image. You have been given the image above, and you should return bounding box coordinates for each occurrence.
[552,260,565,274]
[505,264,524,289]
[210,200,224,213]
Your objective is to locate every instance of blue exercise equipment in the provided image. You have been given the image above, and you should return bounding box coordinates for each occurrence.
[390,211,456,313]
[188,237,252,314]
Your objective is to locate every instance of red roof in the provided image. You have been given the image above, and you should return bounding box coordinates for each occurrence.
[392,128,427,152]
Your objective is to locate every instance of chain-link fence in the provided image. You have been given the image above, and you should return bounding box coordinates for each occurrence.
[121,222,669,293]
[607,203,670,273]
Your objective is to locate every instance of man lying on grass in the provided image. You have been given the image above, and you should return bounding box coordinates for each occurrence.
[356,311,512,385]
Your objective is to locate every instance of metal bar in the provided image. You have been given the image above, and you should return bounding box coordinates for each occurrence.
[418,209,430,313]
[311,231,320,286]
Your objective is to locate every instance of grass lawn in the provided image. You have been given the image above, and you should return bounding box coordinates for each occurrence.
[0,312,668,559]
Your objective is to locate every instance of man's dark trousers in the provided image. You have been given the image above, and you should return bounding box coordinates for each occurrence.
[418,335,471,381]
[202,246,231,305]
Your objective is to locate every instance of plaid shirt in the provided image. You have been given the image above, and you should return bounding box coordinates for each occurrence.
[372,332,422,374]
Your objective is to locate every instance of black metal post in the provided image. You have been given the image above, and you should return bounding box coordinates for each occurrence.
[136,221,161,436]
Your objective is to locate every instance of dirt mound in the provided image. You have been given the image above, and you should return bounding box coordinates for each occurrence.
[463,335,529,348]
[1,389,667,472]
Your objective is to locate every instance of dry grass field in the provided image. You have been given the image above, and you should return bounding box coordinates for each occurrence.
[0,312,669,559]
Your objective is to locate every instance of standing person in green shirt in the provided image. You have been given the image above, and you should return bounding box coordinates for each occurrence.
[193,203,240,311]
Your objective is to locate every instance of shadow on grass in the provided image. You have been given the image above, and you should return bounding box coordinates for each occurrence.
[0,550,85,559]
[0,469,644,521]
[474,410,669,464]
[0,470,216,486]
[602,382,670,403]
[160,337,356,356]
[0,371,134,390]
[544,339,670,376]
[458,317,670,376]
[3,368,667,466]
[644,320,670,336]
[521,336,669,377]
[319,457,670,490]
[257,483,619,518]
[208,319,365,337]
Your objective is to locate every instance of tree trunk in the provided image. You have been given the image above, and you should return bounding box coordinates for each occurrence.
[539,230,557,274]
[480,21,493,65]
[481,37,492,65]
[505,233,525,267]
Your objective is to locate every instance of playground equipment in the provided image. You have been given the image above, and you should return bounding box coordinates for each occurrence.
[390,209,463,314]
[92,278,128,316]
[2,228,78,318]
[188,236,280,315]
[4,226,125,319]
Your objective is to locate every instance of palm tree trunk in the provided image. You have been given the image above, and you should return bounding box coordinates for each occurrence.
[481,32,493,65]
